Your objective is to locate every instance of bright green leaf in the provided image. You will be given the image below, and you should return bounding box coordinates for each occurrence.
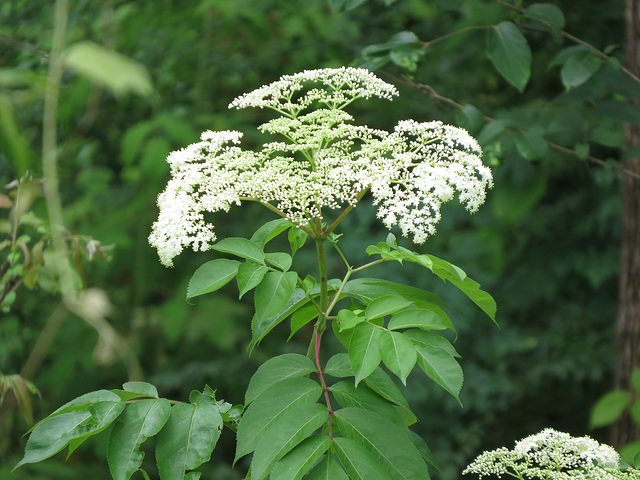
[379,330,417,385]
[325,353,354,378]
[16,398,125,468]
[337,309,365,332]
[334,408,431,479]
[250,404,329,480]
[289,303,318,340]
[156,403,222,480]
[388,308,452,331]
[245,353,317,405]
[265,252,293,272]
[305,453,349,480]
[288,226,308,256]
[365,295,412,320]
[590,390,631,428]
[404,329,460,358]
[270,434,332,480]
[251,218,293,246]
[330,381,406,428]
[186,259,240,300]
[211,237,264,264]
[487,22,531,92]
[108,399,171,480]
[349,322,382,386]
[123,382,158,398]
[237,263,269,298]
[235,377,322,462]
[254,271,298,326]
[333,437,384,480]
[252,287,311,346]
[415,346,463,404]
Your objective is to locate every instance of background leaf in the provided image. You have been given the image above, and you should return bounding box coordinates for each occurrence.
[486,22,531,92]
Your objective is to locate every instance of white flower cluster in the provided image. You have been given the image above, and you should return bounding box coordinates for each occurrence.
[463,429,640,480]
[149,68,493,266]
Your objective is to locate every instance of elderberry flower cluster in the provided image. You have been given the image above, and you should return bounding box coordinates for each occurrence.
[149,67,493,266]
[463,428,640,480]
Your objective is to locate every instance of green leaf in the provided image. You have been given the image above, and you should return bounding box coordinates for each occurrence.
[404,329,460,358]
[251,404,329,480]
[123,382,158,398]
[342,278,447,310]
[590,390,632,428]
[330,381,406,428]
[252,288,310,346]
[363,368,411,411]
[486,21,531,92]
[186,259,240,300]
[270,435,332,480]
[427,256,497,324]
[514,128,548,161]
[254,271,298,325]
[64,41,152,97]
[107,399,171,480]
[245,353,317,405]
[306,453,349,480]
[289,303,318,339]
[236,263,269,298]
[337,309,365,332]
[575,142,590,160]
[379,331,417,385]
[388,308,452,331]
[631,401,640,425]
[16,398,125,468]
[288,226,308,256]
[251,218,293,247]
[365,295,412,320]
[477,120,509,146]
[325,353,354,378]
[334,408,431,479]
[561,49,603,89]
[211,237,265,264]
[415,346,463,404]
[597,100,640,124]
[156,403,222,480]
[349,322,382,386]
[523,3,565,27]
[235,377,322,462]
[333,437,385,480]
[265,252,293,272]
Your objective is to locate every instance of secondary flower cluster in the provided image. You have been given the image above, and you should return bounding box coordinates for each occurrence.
[463,428,640,480]
[149,67,493,266]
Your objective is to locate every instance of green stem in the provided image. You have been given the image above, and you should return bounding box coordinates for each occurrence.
[314,218,329,333]
[324,189,368,236]
[43,0,74,301]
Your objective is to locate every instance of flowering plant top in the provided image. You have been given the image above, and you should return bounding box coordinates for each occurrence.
[464,428,640,480]
[149,67,493,266]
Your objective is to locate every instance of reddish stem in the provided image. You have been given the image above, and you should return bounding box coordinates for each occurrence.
[314,327,334,438]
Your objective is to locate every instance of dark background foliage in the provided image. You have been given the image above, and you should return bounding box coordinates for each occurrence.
[0,0,628,478]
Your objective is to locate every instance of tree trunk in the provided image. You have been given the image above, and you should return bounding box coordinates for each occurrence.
[613,0,640,449]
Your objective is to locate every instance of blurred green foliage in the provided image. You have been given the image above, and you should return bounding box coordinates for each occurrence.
[0,0,629,478]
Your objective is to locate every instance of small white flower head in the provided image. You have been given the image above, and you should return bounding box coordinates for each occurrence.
[463,429,635,480]
[150,68,493,266]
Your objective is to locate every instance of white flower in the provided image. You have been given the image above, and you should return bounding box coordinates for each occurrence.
[150,68,493,266]
[464,429,636,480]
